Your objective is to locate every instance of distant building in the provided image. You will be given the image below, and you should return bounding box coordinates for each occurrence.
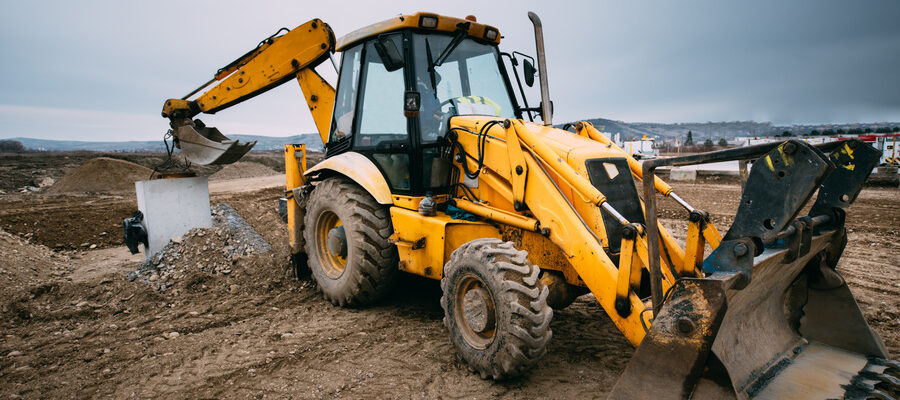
[732,133,900,166]
[619,135,658,159]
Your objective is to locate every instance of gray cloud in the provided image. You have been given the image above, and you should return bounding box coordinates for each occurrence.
[0,0,898,141]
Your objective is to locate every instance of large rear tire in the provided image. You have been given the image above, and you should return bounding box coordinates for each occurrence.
[440,238,552,379]
[303,177,398,307]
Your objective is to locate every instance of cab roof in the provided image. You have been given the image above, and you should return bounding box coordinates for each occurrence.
[335,12,501,51]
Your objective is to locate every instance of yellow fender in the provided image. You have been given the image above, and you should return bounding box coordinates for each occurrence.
[304,151,392,204]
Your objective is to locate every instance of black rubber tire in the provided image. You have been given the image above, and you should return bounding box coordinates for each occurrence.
[303,177,398,307]
[440,238,553,380]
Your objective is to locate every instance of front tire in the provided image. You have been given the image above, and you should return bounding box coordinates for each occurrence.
[440,238,553,379]
[303,177,397,307]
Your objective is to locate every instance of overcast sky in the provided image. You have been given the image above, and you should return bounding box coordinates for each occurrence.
[1,0,898,141]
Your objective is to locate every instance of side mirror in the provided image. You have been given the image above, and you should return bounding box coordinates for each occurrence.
[523,59,536,87]
[374,36,404,72]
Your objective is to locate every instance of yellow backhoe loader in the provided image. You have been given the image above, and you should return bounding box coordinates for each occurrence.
[160,12,898,399]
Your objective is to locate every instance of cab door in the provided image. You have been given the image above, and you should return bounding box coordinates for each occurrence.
[327,32,457,197]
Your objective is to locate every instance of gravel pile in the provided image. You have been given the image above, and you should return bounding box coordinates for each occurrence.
[126,203,271,291]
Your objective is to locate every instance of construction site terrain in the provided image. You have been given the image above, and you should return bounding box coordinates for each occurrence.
[1,152,897,398]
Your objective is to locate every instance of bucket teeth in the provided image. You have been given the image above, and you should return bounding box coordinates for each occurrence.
[861,369,900,387]
[871,357,900,371]
[844,358,900,399]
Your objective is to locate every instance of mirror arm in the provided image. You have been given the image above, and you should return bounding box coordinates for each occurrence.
[513,51,536,88]
[500,52,533,122]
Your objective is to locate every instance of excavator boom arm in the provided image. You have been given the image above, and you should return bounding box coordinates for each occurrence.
[161,18,336,165]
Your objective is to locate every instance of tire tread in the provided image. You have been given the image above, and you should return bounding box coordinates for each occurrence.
[440,238,553,380]
[303,177,397,307]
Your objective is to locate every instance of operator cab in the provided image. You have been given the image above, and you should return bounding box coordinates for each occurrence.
[325,13,522,197]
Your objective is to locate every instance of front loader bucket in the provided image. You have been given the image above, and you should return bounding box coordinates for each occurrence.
[707,235,892,399]
[172,119,256,165]
[612,140,898,399]
[614,244,897,399]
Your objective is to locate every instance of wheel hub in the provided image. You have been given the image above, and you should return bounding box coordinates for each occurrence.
[462,287,495,333]
[326,225,347,258]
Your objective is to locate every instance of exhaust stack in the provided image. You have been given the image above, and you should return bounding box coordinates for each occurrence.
[528,12,552,126]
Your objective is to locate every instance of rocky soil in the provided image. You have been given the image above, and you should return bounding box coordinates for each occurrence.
[128,204,273,292]
[0,154,897,398]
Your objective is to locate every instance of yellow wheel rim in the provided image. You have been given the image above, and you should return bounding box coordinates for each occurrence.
[453,273,497,349]
[315,210,346,279]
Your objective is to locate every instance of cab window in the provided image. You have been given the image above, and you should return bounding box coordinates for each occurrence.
[355,34,410,191]
[356,34,407,149]
[329,44,362,144]
[411,33,514,191]
[412,34,515,143]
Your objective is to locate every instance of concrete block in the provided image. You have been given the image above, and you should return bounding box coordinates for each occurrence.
[669,168,697,181]
[135,177,211,258]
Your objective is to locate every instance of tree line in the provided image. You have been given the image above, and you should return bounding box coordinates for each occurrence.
[0,140,25,152]
[779,126,899,137]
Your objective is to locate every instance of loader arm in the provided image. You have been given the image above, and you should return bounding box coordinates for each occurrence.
[160,19,336,165]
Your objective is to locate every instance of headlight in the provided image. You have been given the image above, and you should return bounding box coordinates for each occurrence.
[419,16,438,29]
[483,28,498,41]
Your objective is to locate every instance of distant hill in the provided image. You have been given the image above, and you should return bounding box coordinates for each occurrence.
[9,134,324,152]
[555,118,775,139]
[560,118,900,141]
[8,118,899,152]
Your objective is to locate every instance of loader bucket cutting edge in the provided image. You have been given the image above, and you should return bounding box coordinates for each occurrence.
[173,122,256,165]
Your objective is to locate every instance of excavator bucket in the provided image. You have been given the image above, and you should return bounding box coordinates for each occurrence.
[612,140,898,399]
[171,119,256,165]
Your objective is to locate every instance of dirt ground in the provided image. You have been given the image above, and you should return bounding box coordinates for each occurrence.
[0,154,897,398]
[209,161,279,181]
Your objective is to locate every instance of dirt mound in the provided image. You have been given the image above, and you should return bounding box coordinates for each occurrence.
[48,157,153,194]
[127,203,272,291]
[0,229,67,298]
[210,161,278,181]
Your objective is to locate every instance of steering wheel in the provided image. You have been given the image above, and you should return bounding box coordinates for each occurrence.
[423,96,502,142]
[433,98,456,119]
